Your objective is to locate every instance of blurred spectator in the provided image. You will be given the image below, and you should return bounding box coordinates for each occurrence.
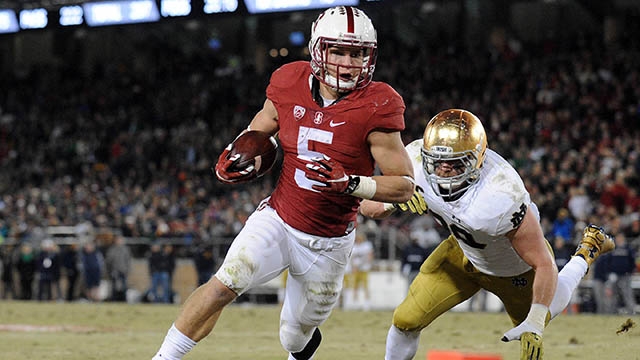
[36,239,60,301]
[552,235,573,271]
[625,187,640,214]
[81,242,104,302]
[591,252,612,314]
[605,233,637,314]
[61,244,81,302]
[567,185,592,222]
[350,232,374,310]
[551,208,575,245]
[105,235,132,302]
[148,243,172,303]
[401,237,432,291]
[552,235,578,313]
[600,172,631,215]
[193,243,215,286]
[409,217,441,249]
[16,243,36,300]
[624,216,640,248]
[163,244,176,302]
[51,242,63,301]
[1,244,17,299]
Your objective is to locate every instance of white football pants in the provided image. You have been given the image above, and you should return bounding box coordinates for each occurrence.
[215,203,355,353]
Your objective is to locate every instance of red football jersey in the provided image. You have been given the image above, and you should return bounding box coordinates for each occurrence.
[267,61,405,237]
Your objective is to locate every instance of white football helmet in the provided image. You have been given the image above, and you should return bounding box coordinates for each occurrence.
[422,109,488,199]
[309,6,377,92]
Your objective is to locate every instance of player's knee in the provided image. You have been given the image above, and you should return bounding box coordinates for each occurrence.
[214,256,259,294]
[205,276,238,304]
[300,304,334,325]
[280,323,311,353]
[392,306,423,332]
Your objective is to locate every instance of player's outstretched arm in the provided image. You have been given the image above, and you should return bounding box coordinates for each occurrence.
[502,208,556,360]
[367,130,414,203]
[303,130,414,202]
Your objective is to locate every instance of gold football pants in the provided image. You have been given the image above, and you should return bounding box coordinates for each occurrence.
[393,235,541,332]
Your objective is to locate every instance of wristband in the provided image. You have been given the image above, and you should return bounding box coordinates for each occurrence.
[383,202,397,212]
[346,176,377,199]
[525,303,549,334]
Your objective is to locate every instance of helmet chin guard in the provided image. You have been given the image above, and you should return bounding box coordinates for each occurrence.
[309,6,377,92]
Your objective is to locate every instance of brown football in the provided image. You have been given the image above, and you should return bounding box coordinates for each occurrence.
[229,130,278,177]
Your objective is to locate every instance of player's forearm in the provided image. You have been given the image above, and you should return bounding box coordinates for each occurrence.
[530,263,558,308]
[369,175,414,203]
[359,199,395,219]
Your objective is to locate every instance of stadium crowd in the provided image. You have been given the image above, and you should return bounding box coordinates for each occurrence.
[0,19,639,311]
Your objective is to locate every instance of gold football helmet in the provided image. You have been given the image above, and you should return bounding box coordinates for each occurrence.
[422,109,487,199]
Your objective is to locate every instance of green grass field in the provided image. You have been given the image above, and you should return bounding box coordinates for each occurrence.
[0,301,638,359]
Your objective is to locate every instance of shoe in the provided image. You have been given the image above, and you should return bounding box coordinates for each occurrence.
[573,224,615,266]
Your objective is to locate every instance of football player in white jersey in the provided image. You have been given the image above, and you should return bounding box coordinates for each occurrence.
[360,109,615,360]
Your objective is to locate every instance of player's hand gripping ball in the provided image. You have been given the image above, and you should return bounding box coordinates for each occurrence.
[215,130,278,184]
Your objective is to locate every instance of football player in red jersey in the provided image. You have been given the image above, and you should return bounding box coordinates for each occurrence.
[152,6,415,360]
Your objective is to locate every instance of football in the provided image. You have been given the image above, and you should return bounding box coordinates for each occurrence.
[228,130,278,177]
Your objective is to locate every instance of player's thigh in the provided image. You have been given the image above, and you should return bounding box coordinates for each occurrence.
[215,207,288,294]
[283,250,349,326]
[393,236,480,331]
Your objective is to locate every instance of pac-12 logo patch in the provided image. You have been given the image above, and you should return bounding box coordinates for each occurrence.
[293,105,305,120]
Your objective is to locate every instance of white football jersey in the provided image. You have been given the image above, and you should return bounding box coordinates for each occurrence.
[406,140,538,276]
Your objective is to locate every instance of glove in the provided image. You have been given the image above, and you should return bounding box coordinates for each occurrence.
[502,320,544,360]
[395,186,427,215]
[304,155,352,193]
[214,144,257,184]
[519,332,543,360]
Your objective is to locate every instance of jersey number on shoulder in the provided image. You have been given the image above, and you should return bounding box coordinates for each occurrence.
[430,211,486,249]
[294,126,333,191]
